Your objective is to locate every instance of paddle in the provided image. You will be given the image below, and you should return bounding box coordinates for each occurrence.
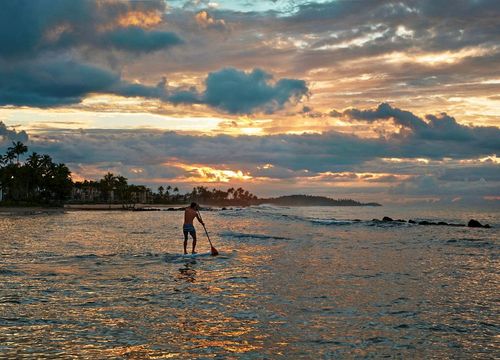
[197,210,219,256]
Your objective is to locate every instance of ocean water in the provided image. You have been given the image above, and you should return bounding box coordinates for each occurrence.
[0,205,498,359]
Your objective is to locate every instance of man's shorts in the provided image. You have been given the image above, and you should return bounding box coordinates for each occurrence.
[183,224,196,236]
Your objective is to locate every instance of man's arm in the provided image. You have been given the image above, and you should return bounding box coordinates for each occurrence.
[196,213,204,225]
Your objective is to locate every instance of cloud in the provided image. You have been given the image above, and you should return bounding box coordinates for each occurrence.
[96,27,183,53]
[0,59,120,107]
[0,122,29,144]
[340,103,500,157]
[201,68,308,114]
[195,11,228,31]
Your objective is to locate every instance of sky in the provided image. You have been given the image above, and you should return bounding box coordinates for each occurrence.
[0,0,499,205]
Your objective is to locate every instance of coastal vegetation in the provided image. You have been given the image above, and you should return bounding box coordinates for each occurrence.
[0,142,72,205]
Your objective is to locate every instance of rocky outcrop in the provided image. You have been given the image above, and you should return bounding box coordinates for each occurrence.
[467,219,491,228]
[372,216,492,228]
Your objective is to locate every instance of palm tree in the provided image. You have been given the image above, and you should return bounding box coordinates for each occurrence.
[4,149,16,165]
[165,185,172,201]
[8,141,28,164]
[100,172,117,202]
[115,175,128,202]
[173,186,179,202]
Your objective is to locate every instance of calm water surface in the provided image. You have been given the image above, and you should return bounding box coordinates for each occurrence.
[1,205,499,358]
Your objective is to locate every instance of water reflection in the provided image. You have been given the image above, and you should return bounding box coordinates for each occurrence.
[178,262,197,283]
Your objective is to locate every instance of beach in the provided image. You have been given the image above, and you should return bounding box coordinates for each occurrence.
[1,205,498,358]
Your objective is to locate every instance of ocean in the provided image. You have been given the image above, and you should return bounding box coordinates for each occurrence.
[1,205,498,358]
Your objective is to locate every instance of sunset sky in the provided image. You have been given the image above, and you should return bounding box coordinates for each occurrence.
[0,0,499,204]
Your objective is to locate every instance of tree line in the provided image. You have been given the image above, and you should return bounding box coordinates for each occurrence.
[0,141,72,205]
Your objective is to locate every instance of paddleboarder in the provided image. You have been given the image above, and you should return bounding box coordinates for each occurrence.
[183,202,204,254]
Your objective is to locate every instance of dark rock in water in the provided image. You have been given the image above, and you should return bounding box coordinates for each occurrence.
[467,219,492,228]
[395,219,406,223]
[353,219,361,222]
[372,218,381,222]
[221,207,227,210]
[408,220,416,224]
[382,216,393,222]
[437,221,449,226]
[468,219,483,228]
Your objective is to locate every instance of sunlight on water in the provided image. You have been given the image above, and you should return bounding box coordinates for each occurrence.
[0,206,499,358]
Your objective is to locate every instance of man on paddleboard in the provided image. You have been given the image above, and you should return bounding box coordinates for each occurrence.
[183,202,204,254]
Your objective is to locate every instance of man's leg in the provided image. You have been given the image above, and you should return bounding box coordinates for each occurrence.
[183,231,188,254]
[191,232,197,254]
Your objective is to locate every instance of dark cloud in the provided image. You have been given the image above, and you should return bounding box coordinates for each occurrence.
[201,68,308,114]
[96,27,183,53]
[341,103,500,157]
[0,0,178,58]
[0,59,120,107]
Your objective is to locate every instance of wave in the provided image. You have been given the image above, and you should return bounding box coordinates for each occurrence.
[309,219,359,226]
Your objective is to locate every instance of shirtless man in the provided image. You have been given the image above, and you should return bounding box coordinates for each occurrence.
[183,202,204,254]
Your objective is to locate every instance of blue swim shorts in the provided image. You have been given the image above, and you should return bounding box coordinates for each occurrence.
[183,224,196,235]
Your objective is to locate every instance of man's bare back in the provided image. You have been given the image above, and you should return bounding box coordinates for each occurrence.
[184,207,201,225]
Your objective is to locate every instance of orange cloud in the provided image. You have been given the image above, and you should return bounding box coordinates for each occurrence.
[117,10,162,29]
[163,160,253,183]
[195,11,227,30]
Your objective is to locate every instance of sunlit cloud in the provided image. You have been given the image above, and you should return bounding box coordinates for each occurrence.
[384,47,496,66]
[163,160,254,183]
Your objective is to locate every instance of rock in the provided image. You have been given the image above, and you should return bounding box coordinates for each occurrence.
[382,216,393,222]
[408,220,416,224]
[395,219,406,223]
[467,219,492,228]
[437,221,449,226]
[418,220,436,226]
[372,218,380,222]
[468,219,483,228]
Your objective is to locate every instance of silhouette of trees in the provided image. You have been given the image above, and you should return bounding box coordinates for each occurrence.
[0,142,72,204]
[72,173,152,206]
[185,185,258,206]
